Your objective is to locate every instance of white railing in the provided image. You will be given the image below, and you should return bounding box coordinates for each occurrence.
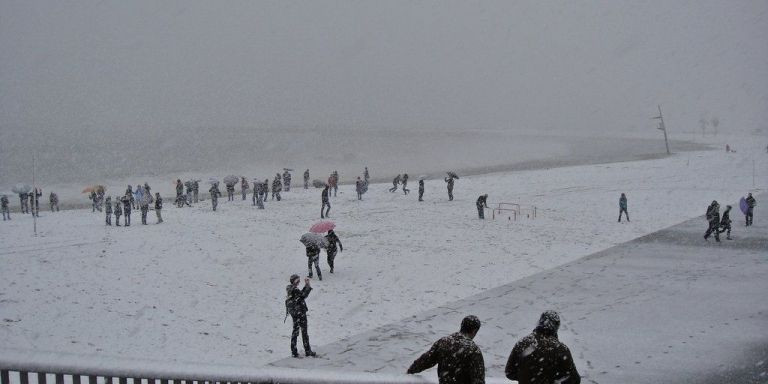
[0,350,510,384]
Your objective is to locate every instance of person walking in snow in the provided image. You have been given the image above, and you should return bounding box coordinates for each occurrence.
[285,274,316,358]
[303,169,310,189]
[105,196,112,225]
[306,243,322,280]
[402,173,410,195]
[325,229,343,273]
[745,193,756,226]
[261,179,269,203]
[272,173,283,201]
[139,186,150,225]
[476,194,489,219]
[192,180,200,203]
[321,185,331,218]
[704,200,721,242]
[175,180,184,208]
[618,193,629,222]
[407,315,485,384]
[154,193,163,224]
[2,195,11,220]
[226,182,235,202]
[355,177,364,200]
[185,182,193,205]
[444,176,455,201]
[49,192,59,212]
[209,182,221,211]
[418,179,425,202]
[389,174,401,193]
[505,311,580,384]
[283,170,292,192]
[125,185,135,209]
[121,193,132,226]
[19,191,29,214]
[241,177,249,201]
[364,166,370,183]
[330,170,339,197]
[113,197,121,226]
[718,204,732,240]
[90,190,98,212]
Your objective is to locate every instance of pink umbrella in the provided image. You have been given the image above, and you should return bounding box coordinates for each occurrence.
[310,220,336,233]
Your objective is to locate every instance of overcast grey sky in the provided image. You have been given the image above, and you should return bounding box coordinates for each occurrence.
[1,0,766,135]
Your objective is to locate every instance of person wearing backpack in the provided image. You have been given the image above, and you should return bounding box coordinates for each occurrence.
[285,274,317,358]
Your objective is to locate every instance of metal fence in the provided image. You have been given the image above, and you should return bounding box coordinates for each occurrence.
[0,350,510,384]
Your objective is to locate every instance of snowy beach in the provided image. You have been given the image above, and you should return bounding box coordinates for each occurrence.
[1,133,765,381]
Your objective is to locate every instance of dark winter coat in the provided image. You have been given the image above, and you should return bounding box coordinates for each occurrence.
[155,196,163,210]
[476,195,488,208]
[209,185,221,198]
[706,203,720,224]
[1,196,8,208]
[105,199,112,214]
[746,195,756,208]
[121,196,132,212]
[619,195,627,210]
[326,232,343,254]
[321,188,329,203]
[175,183,183,196]
[407,332,485,384]
[505,330,580,384]
[306,244,320,258]
[285,284,312,317]
[445,177,454,190]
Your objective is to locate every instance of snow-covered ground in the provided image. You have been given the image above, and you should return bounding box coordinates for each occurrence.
[0,134,765,377]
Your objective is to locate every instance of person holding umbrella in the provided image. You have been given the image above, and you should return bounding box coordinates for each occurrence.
[325,229,343,274]
[285,274,316,358]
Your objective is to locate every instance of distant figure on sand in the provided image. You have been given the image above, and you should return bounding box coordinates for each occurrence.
[155,193,163,223]
[1,195,10,220]
[704,200,720,242]
[241,177,249,200]
[718,204,732,240]
[389,174,401,193]
[283,170,292,192]
[325,229,343,273]
[618,193,629,222]
[444,177,454,201]
[49,192,59,212]
[476,194,488,219]
[407,315,485,384]
[505,311,580,384]
[105,196,112,226]
[418,179,424,201]
[113,198,121,226]
[209,183,221,211]
[355,177,364,200]
[321,185,331,218]
[745,193,756,226]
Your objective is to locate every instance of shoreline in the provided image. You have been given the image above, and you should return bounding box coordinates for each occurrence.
[4,139,711,213]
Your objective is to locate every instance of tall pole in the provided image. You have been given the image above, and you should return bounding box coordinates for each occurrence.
[653,105,671,155]
[32,153,37,236]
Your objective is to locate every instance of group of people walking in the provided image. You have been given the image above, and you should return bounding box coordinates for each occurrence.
[3,189,54,220]
[704,193,756,242]
[105,183,163,226]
